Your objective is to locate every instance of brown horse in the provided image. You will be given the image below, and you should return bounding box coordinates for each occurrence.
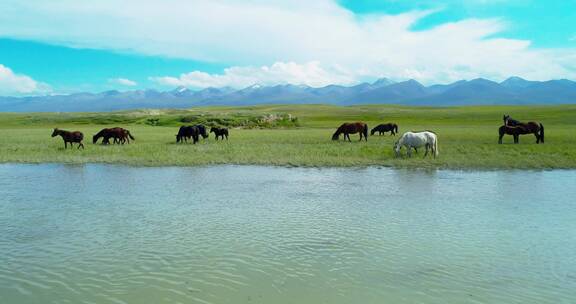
[498,122,544,144]
[93,127,134,144]
[332,122,368,141]
[51,128,84,149]
[371,123,398,136]
[114,129,135,144]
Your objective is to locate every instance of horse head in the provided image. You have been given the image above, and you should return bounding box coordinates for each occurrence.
[331,132,340,141]
[51,128,59,137]
[503,115,510,125]
[393,140,401,157]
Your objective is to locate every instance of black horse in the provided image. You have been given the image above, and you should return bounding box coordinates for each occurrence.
[195,124,209,139]
[210,127,229,140]
[176,126,200,144]
[503,115,522,126]
[371,123,398,136]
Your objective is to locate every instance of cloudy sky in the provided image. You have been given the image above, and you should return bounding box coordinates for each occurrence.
[0,0,575,95]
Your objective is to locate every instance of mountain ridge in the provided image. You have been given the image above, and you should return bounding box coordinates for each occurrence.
[1,77,576,112]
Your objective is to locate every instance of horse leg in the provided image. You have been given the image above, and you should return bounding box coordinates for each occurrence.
[79,142,84,149]
[424,144,429,157]
[535,132,540,144]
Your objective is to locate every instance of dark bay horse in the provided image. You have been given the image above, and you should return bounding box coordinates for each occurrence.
[176,126,200,144]
[210,127,229,140]
[332,122,368,141]
[498,123,544,144]
[371,123,398,136]
[501,115,544,143]
[113,128,135,144]
[93,127,134,144]
[51,128,84,149]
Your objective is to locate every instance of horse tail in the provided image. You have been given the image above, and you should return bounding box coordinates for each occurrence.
[394,124,398,134]
[434,135,439,157]
[539,123,544,143]
[363,124,368,140]
[126,130,135,140]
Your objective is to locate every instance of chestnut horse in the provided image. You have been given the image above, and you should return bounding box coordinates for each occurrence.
[93,127,134,144]
[332,122,368,141]
[51,128,84,149]
[498,123,544,144]
[371,123,398,136]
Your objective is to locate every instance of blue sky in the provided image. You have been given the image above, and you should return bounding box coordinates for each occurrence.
[0,0,575,95]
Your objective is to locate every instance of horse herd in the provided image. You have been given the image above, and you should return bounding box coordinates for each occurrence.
[51,125,229,149]
[50,114,544,159]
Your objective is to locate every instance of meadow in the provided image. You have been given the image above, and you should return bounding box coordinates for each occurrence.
[0,104,575,169]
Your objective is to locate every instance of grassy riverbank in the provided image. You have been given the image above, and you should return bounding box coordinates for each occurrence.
[1,104,575,169]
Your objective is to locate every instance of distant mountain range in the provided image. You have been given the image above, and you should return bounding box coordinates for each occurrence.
[2,77,576,112]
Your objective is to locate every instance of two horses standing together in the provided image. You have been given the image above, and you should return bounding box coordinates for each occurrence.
[499,115,544,144]
[176,125,229,144]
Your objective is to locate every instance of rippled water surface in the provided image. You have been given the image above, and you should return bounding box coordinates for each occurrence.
[1,164,575,304]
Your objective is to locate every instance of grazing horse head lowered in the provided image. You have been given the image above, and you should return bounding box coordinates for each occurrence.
[394,131,438,158]
[332,122,368,142]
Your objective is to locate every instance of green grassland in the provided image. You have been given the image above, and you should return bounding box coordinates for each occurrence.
[1,104,575,169]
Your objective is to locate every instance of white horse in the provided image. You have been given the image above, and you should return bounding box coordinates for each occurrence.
[394,131,438,158]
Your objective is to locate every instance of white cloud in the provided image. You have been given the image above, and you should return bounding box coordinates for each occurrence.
[150,61,356,88]
[0,64,50,96]
[109,78,137,86]
[1,0,575,85]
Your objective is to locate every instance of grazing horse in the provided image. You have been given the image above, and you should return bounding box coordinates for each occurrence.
[93,127,134,144]
[501,115,544,144]
[498,122,544,144]
[332,122,368,141]
[176,126,200,144]
[371,123,398,136]
[51,128,85,149]
[394,131,438,158]
[210,127,229,140]
[195,124,209,139]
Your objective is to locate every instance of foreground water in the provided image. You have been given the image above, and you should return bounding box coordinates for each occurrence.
[1,164,575,304]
